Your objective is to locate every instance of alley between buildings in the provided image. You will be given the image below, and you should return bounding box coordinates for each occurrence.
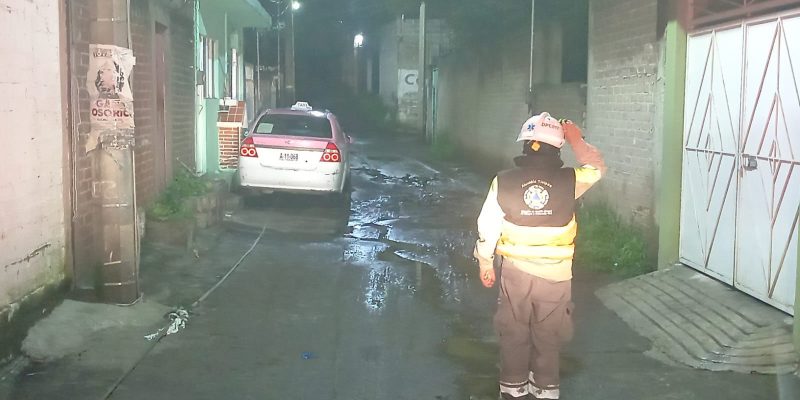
[2,134,796,400]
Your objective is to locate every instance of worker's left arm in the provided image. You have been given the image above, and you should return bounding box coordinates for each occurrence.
[474,178,505,285]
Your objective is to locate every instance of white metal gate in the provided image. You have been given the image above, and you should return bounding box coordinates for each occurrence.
[681,12,800,315]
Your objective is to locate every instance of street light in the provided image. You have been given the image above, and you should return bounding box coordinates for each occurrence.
[353,33,365,93]
[353,33,365,48]
[271,0,301,105]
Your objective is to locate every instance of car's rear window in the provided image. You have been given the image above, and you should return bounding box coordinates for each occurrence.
[253,114,332,139]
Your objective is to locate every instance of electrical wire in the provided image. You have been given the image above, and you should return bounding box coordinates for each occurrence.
[100,223,268,399]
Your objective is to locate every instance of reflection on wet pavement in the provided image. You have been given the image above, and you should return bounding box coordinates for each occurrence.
[227,136,498,398]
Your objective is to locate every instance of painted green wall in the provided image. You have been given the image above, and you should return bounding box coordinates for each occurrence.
[657,21,686,270]
[205,98,221,170]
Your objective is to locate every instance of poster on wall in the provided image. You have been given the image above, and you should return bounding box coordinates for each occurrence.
[397,69,419,124]
[87,44,136,131]
[397,69,419,98]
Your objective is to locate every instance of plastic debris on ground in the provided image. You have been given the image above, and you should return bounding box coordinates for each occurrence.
[144,308,190,341]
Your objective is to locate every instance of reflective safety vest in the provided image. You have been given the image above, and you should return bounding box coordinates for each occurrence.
[474,145,604,282]
[495,165,578,263]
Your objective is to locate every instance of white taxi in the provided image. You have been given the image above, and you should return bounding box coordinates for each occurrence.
[238,102,351,195]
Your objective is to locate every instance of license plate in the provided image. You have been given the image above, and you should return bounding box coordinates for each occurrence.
[279,152,299,162]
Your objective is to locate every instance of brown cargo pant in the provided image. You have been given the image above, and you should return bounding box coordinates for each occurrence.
[494,259,574,399]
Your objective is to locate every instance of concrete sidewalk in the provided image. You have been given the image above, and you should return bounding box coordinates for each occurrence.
[598,266,798,374]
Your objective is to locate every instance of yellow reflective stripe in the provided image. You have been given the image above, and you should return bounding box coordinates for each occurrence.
[575,166,602,185]
[496,243,575,260]
[499,218,577,246]
[497,218,577,261]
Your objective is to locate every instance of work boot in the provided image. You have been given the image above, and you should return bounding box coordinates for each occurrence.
[528,373,559,400]
[499,381,530,399]
[529,384,559,399]
[499,393,531,400]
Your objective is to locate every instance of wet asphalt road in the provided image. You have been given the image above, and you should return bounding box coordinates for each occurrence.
[4,133,798,399]
[110,134,498,400]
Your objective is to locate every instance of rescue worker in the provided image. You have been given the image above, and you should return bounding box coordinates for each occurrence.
[474,112,606,400]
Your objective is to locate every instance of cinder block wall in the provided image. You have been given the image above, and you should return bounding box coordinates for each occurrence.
[586,0,660,225]
[0,0,67,314]
[437,43,531,174]
[435,28,587,176]
[378,22,399,107]
[378,18,452,128]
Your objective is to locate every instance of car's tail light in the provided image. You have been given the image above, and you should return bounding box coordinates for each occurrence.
[320,142,341,163]
[240,137,257,158]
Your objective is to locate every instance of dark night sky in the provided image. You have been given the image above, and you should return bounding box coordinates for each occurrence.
[249,0,588,99]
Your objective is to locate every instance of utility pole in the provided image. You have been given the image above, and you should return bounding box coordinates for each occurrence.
[91,0,140,304]
[418,1,427,137]
[353,41,359,93]
[286,4,296,103]
[528,0,536,114]
[276,12,282,106]
[256,29,262,109]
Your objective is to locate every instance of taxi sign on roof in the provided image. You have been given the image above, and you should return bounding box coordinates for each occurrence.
[290,101,312,111]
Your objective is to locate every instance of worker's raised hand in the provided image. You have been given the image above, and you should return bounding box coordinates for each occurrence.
[480,268,496,288]
[561,119,584,146]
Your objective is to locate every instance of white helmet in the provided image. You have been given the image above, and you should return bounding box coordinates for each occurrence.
[516,112,565,148]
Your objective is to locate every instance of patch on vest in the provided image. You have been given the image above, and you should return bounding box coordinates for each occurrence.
[523,184,550,211]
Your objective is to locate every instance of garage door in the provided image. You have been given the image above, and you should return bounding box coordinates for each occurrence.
[680,12,800,315]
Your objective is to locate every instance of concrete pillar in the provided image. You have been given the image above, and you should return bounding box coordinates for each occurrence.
[656,20,686,271]
[91,0,140,304]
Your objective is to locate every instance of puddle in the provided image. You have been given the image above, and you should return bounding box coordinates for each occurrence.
[445,337,496,363]
[364,266,391,311]
[352,167,438,189]
[446,318,499,399]
[346,224,386,241]
[342,239,389,265]
[376,250,445,307]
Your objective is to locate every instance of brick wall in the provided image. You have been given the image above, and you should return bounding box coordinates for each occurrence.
[0,0,67,306]
[586,0,660,225]
[169,13,196,172]
[68,0,103,290]
[218,127,241,169]
[130,0,157,204]
[218,101,245,170]
[128,1,196,204]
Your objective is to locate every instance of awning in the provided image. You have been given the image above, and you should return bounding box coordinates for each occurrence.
[199,0,272,39]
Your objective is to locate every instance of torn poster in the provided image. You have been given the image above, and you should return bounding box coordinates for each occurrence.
[86,44,136,151]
